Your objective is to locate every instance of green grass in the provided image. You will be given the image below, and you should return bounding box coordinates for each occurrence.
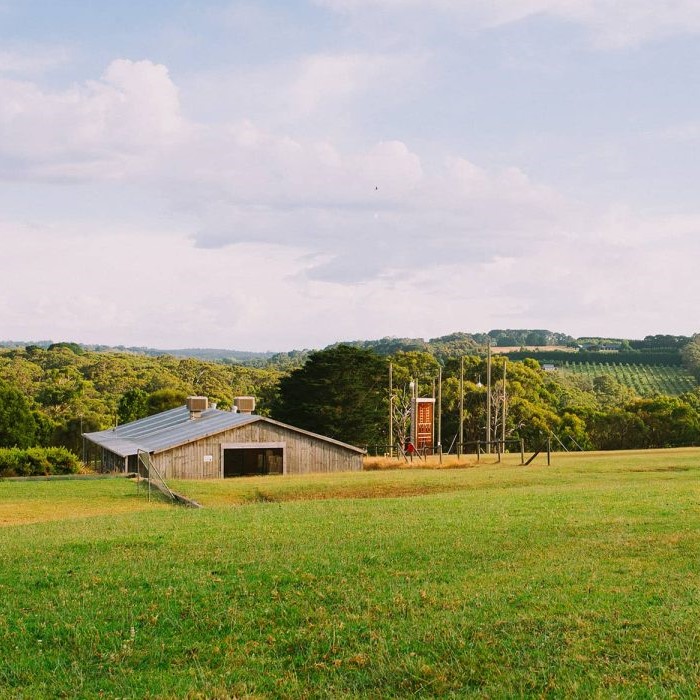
[1,450,700,698]
[560,361,697,396]
[0,476,170,527]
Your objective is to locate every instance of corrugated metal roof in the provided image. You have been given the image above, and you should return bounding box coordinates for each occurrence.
[84,406,366,457]
[84,407,259,457]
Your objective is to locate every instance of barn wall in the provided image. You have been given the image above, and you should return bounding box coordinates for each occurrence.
[152,420,362,479]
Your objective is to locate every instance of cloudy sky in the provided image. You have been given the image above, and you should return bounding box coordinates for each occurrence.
[1,1,699,350]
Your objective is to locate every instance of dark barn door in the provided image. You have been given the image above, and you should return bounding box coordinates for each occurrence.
[223,448,283,477]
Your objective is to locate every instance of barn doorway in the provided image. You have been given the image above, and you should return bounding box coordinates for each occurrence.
[223,447,284,477]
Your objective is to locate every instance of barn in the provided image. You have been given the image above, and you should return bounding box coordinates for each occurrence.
[83,397,364,478]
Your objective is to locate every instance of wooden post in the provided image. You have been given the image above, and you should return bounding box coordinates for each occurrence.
[520,438,525,465]
[413,378,417,448]
[501,358,507,453]
[547,437,551,466]
[476,441,480,462]
[459,359,464,458]
[486,341,492,454]
[431,377,436,456]
[437,366,442,458]
[389,362,393,458]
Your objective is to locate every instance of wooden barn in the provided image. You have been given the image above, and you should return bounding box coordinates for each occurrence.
[83,397,364,478]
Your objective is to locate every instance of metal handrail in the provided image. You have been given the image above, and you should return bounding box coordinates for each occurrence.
[137,449,176,502]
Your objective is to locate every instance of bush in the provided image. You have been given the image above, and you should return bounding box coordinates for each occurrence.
[0,447,81,477]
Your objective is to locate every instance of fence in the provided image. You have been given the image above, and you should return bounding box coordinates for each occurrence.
[136,450,176,503]
[364,439,525,463]
[365,436,561,466]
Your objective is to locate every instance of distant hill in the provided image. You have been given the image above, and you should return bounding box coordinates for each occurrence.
[0,341,276,364]
[122,347,277,363]
[1,331,694,366]
[328,330,576,358]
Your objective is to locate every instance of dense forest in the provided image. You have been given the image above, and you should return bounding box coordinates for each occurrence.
[0,344,283,455]
[0,332,699,458]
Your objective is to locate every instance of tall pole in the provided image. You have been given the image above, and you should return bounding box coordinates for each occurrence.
[431,377,436,453]
[411,378,417,448]
[501,358,507,452]
[389,362,393,457]
[486,341,492,454]
[459,356,464,458]
[437,366,442,452]
[80,414,85,464]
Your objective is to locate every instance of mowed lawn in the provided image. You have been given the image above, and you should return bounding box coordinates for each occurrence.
[1,450,699,698]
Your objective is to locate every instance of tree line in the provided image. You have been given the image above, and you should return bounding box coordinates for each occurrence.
[268,345,700,451]
[1,337,699,457]
[0,345,283,454]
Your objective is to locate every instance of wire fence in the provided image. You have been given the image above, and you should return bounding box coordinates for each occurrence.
[136,449,176,503]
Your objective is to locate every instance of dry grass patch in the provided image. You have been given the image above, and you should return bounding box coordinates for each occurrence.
[0,477,168,526]
[363,454,482,470]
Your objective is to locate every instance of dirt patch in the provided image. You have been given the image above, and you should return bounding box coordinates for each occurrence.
[626,466,693,473]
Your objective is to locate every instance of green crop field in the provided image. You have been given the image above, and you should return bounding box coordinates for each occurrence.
[559,361,697,396]
[2,451,700,698]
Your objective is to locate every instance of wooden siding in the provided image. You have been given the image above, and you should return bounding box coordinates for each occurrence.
[152,420,362,479]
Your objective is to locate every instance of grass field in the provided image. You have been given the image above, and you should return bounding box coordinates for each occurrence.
[1,450,700,698]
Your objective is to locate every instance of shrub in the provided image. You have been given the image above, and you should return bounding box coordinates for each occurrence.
[0,447,81,477]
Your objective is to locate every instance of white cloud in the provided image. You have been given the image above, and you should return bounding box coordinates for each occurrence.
[288,52,416,116]
[315,0,700,48]
[0,45,71,76]
[0,59,187,179]
[1,200,696,349]
[0,219,319,348]
[180,49,427,133]
[0,56,572,284]
[1,54,696,347]
[658,122,700,142]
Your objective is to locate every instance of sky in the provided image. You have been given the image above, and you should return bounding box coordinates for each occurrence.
[1,0,699,351]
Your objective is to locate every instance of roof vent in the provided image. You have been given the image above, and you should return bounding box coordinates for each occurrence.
[186,396,208,419]
[233,396,256,414]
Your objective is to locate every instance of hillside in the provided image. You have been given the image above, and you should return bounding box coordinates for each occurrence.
[1,330,693,368]
[558,362,697,397]
[0,340,276,364]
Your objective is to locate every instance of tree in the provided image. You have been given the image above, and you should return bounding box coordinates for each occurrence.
[272,345,388,447]
[117,388,149,424]
[0,382,37,448]
[588,409,648,450]
[52,413,102,454]
[592,374,636,409]
[47,342,84,355]
[627,396,700,448]
[681,334,700,381]
[146,389,188,416]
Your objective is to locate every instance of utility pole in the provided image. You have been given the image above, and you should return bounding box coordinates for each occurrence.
[437,365,442,456]
[410,378,417,448]
[80,414,85,465]
[501,358,507,452]
[389,362,393,457]
[431,377,436,453]
[458,356,464,458]
[486,340,492,454]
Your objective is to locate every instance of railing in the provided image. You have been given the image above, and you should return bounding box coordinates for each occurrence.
[366,439,525,461]
[137,450,176,503]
